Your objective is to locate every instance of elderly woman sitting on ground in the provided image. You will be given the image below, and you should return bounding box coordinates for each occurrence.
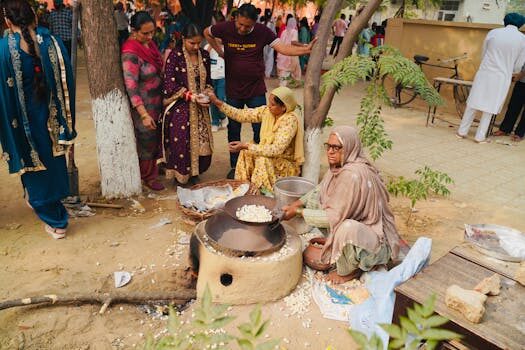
[207,87,304,190]
[282,126,407,284]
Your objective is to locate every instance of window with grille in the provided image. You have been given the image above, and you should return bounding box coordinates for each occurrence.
[440,0,461,11]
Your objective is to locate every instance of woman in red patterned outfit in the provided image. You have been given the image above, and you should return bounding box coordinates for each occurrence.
[122,11,164,191]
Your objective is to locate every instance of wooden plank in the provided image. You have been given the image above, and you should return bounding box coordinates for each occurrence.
[451,243,520,281]
[395,253,525,350]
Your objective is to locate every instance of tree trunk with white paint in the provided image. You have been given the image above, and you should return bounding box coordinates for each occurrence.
[302,0,342,184]
[302,0,382,183]
[81,0,141,198]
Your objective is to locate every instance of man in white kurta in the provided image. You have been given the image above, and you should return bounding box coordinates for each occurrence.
[458,13,525,143]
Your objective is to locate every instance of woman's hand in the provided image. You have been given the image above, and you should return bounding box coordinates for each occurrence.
[281,200,304,221]
[281,205,298,221]
[228,141,247,153]
[141,114,156,130]
[206,89,222,107]
[195,93,210,108]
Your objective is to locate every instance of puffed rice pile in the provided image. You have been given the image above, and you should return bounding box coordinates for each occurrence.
[236,204,272,223]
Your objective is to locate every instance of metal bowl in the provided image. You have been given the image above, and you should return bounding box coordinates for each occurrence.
[223,195,279,225]
[203,211,286,257]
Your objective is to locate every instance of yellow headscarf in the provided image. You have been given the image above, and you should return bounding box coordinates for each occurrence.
[259,87,305,164]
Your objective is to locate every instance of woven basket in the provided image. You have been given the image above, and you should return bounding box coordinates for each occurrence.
[178,179,259,221]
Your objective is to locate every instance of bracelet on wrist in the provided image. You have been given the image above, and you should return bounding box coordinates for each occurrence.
[140,114,148,120]
[295,207,304,217]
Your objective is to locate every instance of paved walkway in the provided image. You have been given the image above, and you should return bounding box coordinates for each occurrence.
[296,81,525,228]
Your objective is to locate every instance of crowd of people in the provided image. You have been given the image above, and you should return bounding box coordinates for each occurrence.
[1,0,524,284]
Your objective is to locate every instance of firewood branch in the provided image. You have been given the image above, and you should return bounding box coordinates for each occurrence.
[0,290,196,312]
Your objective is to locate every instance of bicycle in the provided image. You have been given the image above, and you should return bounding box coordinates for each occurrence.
[382,53,469,118]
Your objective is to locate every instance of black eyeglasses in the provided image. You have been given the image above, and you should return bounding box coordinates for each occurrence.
[323,143,343,151]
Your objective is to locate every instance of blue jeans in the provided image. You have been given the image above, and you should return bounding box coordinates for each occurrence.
[227,94,266,169]
[210,78,226,126]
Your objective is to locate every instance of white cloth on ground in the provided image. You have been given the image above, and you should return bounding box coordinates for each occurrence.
[466,25,525,115]
[347,237,432,349]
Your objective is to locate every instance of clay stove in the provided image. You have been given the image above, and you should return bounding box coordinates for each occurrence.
[190,196,303,305]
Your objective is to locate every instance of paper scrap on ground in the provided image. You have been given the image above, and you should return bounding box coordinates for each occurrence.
[150,217,172,229]
[114,271,132,288]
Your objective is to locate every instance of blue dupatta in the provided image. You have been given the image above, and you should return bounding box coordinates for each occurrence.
[0,26,76,175]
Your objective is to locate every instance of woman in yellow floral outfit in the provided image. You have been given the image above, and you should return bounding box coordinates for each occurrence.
[208,86,304,190]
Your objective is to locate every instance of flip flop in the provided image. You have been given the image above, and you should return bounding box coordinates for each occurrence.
[475,139,491,144]
[511,135,523,142]
[455,133,466,139]
[45,224,66,239]
[493,130,508,137]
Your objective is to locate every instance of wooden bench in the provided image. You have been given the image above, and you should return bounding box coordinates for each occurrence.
[426,77,497,137]
[393,245,524,350]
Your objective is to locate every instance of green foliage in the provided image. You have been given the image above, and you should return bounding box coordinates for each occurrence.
[320,45,442,160]
[323,116,335,128]
[387,166,453,210]
[348,294,461,350]
[357,83,393,160]
[236,305,280,350]
[142,285,235,350]
[142,285,280,350]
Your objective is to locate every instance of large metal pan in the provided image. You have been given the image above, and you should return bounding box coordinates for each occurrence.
[223,195,280,225]
[203,211,286,257]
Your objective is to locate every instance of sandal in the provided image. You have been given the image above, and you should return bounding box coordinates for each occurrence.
[145,181,165,191]
[45,224,66,239]
[493,130,508,137]
[455,133,466,139]
[511,135,523,142]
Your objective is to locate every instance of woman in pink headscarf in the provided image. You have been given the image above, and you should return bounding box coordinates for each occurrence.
[276,17,302,87]
[282,126,407,284]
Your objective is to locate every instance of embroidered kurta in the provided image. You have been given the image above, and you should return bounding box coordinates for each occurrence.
[219,103,301,190]
[0,28,75,229]
[161,46,213,184]
[122,48,163,160]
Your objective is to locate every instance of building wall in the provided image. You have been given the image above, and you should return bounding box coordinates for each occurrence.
[385,18,523,116]
[458,0,507,24]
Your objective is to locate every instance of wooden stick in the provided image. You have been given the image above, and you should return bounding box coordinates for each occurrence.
[86,202,124,209]
[0,290,196,311]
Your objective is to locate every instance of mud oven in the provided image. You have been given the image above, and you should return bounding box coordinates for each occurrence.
[190,196,303,305]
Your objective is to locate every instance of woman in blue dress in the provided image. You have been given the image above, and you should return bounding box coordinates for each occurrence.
[0,0,76,239]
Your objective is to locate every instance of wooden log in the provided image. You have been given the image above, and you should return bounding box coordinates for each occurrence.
[0,290,196,311]
[86,202,124,209]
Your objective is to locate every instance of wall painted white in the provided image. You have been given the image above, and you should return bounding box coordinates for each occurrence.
[91,89,142,198]
[457,0,507,24]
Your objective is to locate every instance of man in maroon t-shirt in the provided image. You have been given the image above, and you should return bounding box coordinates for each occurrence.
[205,4,316,179]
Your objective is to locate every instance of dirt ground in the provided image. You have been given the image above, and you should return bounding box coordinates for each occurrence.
[0,52,523,350]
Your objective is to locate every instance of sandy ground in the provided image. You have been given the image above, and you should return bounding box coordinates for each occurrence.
[1,52,523,350]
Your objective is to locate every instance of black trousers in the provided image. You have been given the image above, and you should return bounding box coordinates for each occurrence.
[499,81,525,138]
[226,94,266,169]
[329,36,343,56]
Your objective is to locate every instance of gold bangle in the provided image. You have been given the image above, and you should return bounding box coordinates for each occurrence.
[140,114,148,120]
[295,207,304,217]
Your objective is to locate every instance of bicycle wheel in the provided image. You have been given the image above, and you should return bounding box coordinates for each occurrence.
[381,74,418,107]
[453,83,470,118]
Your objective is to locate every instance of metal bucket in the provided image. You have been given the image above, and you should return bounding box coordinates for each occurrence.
[273,177,315,234]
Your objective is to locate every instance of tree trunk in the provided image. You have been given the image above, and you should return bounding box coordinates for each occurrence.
[302,0,382,183]
[302,0,342,183]
[81,0,142,198]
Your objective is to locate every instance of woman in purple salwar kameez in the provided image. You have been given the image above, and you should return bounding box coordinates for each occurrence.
[161,23,213,185]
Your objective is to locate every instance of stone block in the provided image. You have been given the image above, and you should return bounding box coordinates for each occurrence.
[445,285,487,323]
